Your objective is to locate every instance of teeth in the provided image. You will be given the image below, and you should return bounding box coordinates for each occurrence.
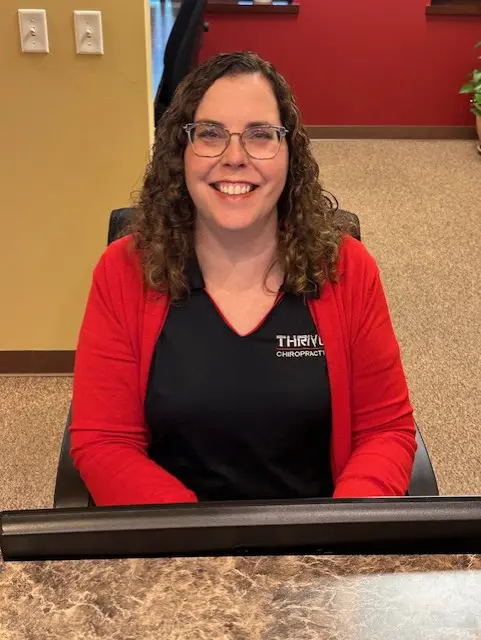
[217,183,254,195]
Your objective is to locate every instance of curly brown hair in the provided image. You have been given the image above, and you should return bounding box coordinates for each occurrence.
[129,51,354,300]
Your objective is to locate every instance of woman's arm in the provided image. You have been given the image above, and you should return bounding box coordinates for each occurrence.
[333,258,417,498]
[70,246,198,506]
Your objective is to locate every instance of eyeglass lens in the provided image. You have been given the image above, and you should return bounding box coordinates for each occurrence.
[190,123,283,159]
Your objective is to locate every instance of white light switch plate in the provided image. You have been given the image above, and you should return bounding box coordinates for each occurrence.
[18,9,49,53]
[74,10,104,55]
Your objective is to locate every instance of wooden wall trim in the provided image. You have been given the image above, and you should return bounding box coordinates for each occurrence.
[0,352,75,375]
[206,1,300,14]
[304,125,478,140]
[426,3,481,15]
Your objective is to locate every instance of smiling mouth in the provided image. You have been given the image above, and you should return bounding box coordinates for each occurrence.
[210,182,260,196]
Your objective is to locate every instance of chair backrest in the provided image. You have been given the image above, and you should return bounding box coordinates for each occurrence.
[107,208,136,245]
[154,0,207,126]
[54,205,361,509]
[55,205,438,508]
[54,208,439,508]
[107,207,361,246]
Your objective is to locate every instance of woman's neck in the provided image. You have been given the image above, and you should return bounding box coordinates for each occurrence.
[194,214,282,294]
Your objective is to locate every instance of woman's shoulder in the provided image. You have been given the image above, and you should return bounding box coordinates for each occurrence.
[95,233,144,291]
[337,233,379,280]
[100,233,139,268]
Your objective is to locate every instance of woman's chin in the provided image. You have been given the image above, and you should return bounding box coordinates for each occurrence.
[209,209,261,232]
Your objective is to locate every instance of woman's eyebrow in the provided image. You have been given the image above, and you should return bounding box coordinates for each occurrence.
[246,121,277,127]
[195,119,224,126]
[195,119,277,128]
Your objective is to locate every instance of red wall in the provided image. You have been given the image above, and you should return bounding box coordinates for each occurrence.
[200,0,481,126]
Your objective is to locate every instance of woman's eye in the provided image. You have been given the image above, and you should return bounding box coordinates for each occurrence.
[248,129,275,140]
[198,127,222,139]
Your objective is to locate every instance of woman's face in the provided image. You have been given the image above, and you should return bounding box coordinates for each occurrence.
[184,73,289,233]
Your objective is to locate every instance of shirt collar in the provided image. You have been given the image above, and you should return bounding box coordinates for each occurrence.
[186,253,205,291]
[186,254,320,298]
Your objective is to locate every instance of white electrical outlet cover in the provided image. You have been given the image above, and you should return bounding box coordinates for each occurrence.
[74,10,104,55]
[18,9,49,54]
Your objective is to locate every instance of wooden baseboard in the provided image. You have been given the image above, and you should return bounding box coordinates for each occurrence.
[305,125,478,140]
[426,4,481,15]
[206,1,299,13]
[0,351,75,375]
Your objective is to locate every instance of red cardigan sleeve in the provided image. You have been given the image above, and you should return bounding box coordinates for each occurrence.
[333,250,417,498]
[70,246,198,506]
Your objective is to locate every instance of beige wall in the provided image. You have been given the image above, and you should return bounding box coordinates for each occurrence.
[0,0,153,350]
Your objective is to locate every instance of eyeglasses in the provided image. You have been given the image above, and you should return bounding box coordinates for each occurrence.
[182,122,288,160]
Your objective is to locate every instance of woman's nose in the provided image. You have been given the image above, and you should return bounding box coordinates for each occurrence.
[221,134,248,166]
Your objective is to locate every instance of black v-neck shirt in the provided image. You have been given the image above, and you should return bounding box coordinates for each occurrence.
[144,258,333,502]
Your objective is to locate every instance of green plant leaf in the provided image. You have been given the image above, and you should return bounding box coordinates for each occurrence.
[460,83,474,93]
[470,105,481,117]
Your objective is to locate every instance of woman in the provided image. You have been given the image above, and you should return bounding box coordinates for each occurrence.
[70,51,417,507]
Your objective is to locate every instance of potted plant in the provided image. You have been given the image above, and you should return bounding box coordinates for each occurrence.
[460,41,481,154]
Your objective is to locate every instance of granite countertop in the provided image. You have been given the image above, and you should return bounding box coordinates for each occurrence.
[1,552,481,639]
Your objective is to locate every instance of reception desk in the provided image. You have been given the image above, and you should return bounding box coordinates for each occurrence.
[1,553,480,638]
[1,499,481,638]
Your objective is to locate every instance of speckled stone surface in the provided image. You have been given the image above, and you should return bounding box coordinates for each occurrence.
[1,140,481,638]
[1,554,481,639]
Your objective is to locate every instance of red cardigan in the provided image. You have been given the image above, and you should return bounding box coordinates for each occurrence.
[70,234,417,506]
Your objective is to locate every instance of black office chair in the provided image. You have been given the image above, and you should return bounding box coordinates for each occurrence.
[53,207,439,508]
[154,0,208,127]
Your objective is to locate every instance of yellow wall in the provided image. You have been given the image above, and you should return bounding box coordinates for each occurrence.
[0,0,153,350]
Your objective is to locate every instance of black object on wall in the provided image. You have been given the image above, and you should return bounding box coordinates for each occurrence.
[154,0,208,127]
